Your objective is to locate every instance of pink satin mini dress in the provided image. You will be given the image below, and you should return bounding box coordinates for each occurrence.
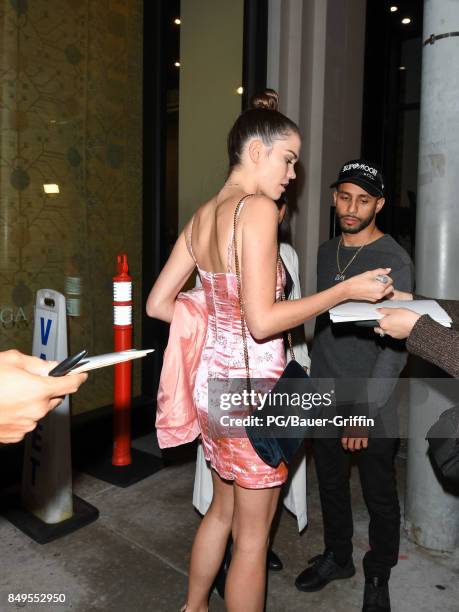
[189,202,288,489]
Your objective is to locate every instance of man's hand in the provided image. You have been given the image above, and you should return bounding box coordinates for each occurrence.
[389,289,413,301]
[341,424,369,452]
[342,436,368,452]
[0,350,87,444]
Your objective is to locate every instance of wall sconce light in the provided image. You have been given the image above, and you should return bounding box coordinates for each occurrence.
[43,183,60,194]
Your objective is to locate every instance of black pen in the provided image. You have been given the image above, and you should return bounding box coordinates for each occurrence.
[48,350,88,377]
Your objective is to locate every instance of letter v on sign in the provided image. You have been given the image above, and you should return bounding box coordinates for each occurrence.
[40,317,52,346]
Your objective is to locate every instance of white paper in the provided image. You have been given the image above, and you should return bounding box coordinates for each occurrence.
[329,300,452,327]
[70,349,154,373]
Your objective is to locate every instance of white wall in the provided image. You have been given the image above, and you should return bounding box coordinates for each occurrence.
[268,0,367,336]
[178,0,244,230]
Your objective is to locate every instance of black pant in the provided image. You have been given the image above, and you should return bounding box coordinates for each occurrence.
[313,436,400,580]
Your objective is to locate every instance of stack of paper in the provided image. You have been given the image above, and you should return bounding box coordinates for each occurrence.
[329,300,452,327]
[71,349,154,373]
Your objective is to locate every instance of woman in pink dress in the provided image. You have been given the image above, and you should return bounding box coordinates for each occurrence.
[146,89,394,612]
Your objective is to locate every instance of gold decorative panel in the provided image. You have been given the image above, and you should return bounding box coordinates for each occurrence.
[0,0,143,414]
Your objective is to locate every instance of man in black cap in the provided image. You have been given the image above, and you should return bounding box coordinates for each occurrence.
[294,160,414,612]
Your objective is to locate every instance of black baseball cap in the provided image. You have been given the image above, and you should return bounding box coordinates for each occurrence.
[330,159,385,197]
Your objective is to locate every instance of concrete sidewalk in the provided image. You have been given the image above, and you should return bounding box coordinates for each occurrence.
[0,437,458,612]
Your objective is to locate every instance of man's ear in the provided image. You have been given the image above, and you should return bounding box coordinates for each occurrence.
[375,197,385,213]
[332,190,338,206]
[247,139,263,164]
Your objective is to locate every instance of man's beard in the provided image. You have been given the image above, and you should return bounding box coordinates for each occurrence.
[338,210,376,234]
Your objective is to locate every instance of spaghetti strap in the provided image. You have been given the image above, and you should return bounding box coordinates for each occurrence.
[186,215,197,264]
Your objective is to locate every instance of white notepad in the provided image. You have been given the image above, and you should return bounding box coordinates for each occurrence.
[329,300,452,327]
[70,349,154,373]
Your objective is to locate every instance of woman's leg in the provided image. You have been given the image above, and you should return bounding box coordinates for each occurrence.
[185,469,234,611]
[225,483,282,612]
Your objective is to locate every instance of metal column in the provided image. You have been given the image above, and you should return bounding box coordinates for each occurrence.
[405,0,459,551]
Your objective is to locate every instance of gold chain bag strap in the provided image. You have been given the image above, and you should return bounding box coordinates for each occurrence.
[232,196,308,468]
[232,195,253,392]
[232,196,295,383]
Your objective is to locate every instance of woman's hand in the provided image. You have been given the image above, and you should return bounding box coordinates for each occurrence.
[374,307,421,340]
[342,268,394,302]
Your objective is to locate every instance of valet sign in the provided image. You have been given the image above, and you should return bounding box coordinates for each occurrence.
[24,310,57,487]
[22,289,73,524]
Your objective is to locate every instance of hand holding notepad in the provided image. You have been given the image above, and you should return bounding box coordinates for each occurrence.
[329,300,452,327]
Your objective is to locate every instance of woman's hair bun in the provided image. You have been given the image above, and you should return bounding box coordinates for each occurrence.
[250,89,279,111]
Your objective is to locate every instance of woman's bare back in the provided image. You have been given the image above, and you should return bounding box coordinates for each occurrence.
[188,191,249,274]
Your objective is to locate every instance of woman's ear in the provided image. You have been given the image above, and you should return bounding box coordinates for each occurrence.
[247,138,263,164]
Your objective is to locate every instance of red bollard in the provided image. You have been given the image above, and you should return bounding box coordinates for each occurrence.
[112,254,132,466]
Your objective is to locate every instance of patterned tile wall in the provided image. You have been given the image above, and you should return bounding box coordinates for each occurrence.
[0,0,143,414]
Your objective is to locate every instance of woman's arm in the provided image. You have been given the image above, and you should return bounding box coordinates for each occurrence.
[407,316,459,378]
[146,229,196,323]
[240,197,394,340]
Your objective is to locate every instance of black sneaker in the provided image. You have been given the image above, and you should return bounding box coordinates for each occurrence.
[267,549,283,571]
[362,577,391,612]
[295,550,355,592]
